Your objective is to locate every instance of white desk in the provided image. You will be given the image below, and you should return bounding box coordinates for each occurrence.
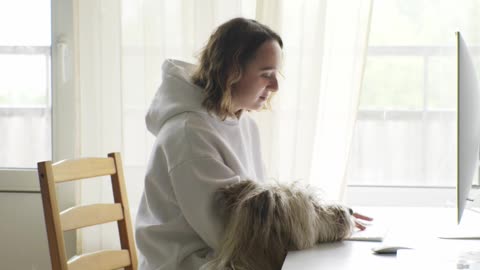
[282,207,480,270]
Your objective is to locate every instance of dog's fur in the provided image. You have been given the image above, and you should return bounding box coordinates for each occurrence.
[202,180,354,270]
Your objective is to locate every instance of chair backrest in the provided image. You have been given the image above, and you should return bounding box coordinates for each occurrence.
[37,152,137,270]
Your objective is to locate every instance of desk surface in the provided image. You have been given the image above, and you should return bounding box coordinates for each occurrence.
[282,207,480,270]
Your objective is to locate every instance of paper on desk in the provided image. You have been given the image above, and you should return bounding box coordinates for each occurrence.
[397,248,480,270]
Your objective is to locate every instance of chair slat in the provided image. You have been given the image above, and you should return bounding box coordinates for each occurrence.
[52,157,116,183]
[38,152,138,270]
[60,203,124,231]
[68,250,131,270]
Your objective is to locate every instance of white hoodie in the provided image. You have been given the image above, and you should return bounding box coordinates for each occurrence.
[135,59,266,270]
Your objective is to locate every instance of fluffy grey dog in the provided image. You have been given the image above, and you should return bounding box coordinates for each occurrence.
[203,180,354,270]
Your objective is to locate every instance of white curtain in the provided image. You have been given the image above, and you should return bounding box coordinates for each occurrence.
[252,0,372,200]
[74,0,372,251]
[75,0,123,252]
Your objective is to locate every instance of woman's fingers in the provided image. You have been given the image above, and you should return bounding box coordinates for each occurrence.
[352,212,373,231]
[353,212,373,221]
[355,221,366,230]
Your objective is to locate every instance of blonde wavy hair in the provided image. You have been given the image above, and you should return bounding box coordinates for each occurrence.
[191,17,283,120]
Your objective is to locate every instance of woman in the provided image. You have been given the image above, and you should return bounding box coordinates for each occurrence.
[135,17,369,270]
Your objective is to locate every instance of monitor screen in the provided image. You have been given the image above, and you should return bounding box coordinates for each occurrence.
[457,32,480,224]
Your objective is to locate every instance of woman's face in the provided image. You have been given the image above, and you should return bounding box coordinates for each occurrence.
[231,40,283,112]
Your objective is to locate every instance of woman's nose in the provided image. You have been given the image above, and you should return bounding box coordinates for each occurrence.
[269,76,279,92]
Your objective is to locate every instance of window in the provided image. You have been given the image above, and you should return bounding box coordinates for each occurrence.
[0,0,77,191]
[0,0,52,169]
[0,2,78,269]
[347,1,480,190]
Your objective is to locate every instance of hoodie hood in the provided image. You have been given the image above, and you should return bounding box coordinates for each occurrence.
[146,59,208,136]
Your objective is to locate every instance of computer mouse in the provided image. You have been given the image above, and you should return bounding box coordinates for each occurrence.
[372,245,412,254]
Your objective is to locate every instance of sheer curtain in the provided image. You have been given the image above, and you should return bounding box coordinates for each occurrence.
[74,0,372,251]
[75,0,124,252]
[253,0,372,200]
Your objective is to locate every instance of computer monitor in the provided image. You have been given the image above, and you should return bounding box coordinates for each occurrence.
[456,31,480,224]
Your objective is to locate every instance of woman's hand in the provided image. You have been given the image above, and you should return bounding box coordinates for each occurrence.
[352,212,373,231]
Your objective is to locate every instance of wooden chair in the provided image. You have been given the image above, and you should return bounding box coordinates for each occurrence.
[37,152,138,270]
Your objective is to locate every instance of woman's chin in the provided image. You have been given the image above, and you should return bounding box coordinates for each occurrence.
[251,104,265,111]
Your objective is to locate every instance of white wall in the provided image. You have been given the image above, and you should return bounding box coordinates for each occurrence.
[0,191,75,270]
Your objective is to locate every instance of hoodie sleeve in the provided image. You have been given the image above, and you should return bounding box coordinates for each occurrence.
[169,156,241,251]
